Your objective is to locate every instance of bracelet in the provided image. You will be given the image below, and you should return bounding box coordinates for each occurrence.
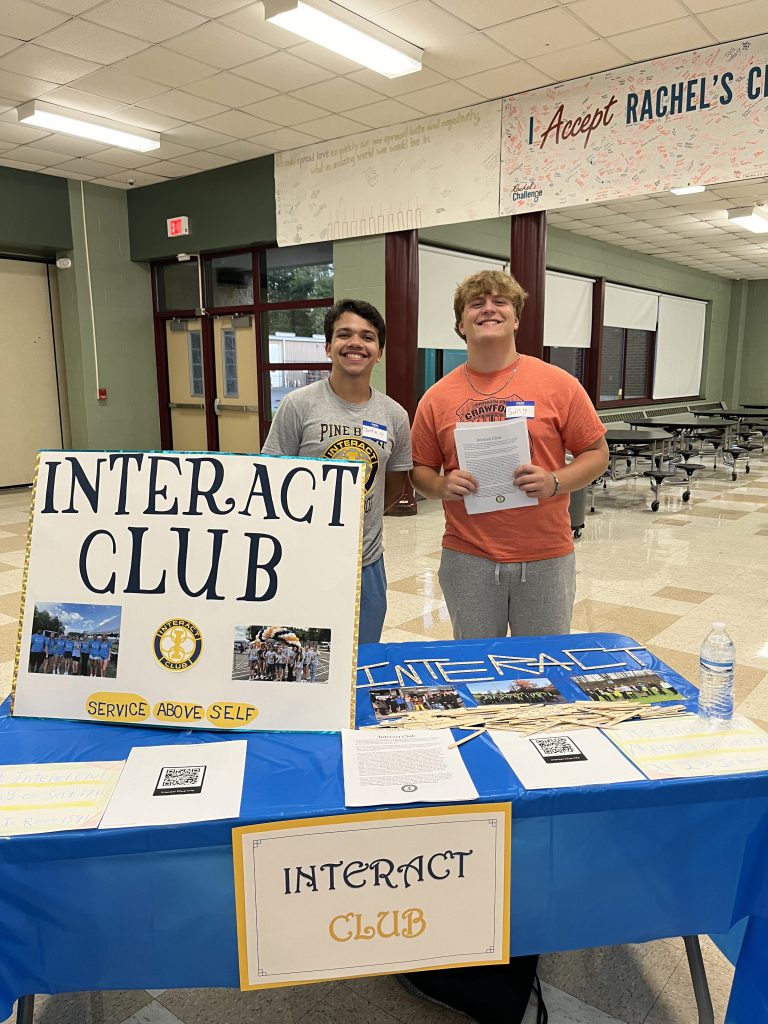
[550,473,560,497]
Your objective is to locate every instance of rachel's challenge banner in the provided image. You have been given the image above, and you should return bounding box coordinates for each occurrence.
[12,451,364,732]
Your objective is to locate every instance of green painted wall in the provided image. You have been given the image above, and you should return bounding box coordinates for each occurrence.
[0,166,71,253]
[332,236,387,394]
[421,218,736,403]
[740,280,768,403]
[127,156,277,262]
[57,181,159,449]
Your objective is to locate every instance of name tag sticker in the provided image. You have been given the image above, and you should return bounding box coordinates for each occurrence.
[362,420,388,443]
[506,401,535,419]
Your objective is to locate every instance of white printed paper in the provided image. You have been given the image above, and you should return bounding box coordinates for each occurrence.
[0,761,124,836]
[99,740,246,828]
[604,714,768,780]
[490,728,644,789]
[342,728,478,806]
[454,418,537,515]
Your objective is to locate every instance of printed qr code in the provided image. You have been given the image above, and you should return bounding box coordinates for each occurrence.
[153,764,206,796]
[529,735,587,764]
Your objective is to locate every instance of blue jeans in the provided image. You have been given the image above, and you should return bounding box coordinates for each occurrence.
[359,556,387,645]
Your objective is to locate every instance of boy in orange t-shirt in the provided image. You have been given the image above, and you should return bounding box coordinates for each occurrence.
[411,269,608,640]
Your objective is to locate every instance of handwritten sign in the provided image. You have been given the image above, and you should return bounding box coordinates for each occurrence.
[275,102,501,246]
[233,804,510,988]
[501,35,768,214]
[0,761,123,835]
[12,451,363,732]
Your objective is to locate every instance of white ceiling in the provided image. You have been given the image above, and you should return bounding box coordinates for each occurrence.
[1,0,768,277]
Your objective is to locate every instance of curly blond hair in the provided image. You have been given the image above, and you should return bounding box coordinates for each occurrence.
[453,270,528,337]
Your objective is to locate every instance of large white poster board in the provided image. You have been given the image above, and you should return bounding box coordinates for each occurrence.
[501,36,768,214]
[275,101,501,246]
[12,451,363,732]
[233,804,510,988]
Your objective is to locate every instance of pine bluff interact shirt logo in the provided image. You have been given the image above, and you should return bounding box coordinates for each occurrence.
[323,437,379,493]
[154,618,203,671]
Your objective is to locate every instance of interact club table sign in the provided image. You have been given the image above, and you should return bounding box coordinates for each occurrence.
[233,804,510,989]
[12,450,364,732]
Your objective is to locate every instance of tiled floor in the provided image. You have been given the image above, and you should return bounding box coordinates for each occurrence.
[2,450,768,1024]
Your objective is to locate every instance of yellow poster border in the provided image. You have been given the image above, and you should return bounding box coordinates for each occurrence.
[232,801,512,991]
[10,452,39,714]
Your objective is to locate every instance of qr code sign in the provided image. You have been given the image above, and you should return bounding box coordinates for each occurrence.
[529,735,587,764]
[153,765,206,796]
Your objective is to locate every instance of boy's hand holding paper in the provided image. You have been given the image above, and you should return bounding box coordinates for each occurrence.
[454,417,538,515]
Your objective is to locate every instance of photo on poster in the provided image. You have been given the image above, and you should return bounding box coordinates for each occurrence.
[572,669,681,704]
[232,625,331,683]
[28,602,121,679]
[370,684,465,720]
[467,677,565,706]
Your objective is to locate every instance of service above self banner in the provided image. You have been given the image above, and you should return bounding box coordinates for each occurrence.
[500,35,768,213]
[12,451,363,732]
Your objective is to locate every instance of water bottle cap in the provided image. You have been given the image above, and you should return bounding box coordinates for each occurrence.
[712,621,726,630]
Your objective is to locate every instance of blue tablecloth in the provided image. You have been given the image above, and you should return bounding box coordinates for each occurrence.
[0,632,766,1022]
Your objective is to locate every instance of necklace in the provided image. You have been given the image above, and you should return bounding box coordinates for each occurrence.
[463,356,523,397]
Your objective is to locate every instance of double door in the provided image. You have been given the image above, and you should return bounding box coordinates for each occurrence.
[165,314,260,453]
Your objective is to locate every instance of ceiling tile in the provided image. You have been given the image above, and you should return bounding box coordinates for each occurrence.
[87,146,157,167]
[164,22,272,69]
[374,1,474,47]
[423,32,521,77]
[219,3,301,47]
[209,139,272,159]
[345,66,447,97]
[142,159,201,177]
[493,8,597,59]
[74,68,167,103]
[149,140,194,160]
[37,20,149,62]
[0,68,58,101]
[91,177,126,188]
[113,46,216,87]
[0,143,70,164]
[168,0,252,14]
[285,41,361,73]
[0,44,100,85]
[682,0,745,12]
[343,97,422,128]
[0,121,48,144]
[235,51,333,90]
[249,126,318,149]
[567,0,689,36]
[111,105,182,131]
[51,156,121,176]
[0,36,20,57]
[26,0,103,12]
[106,167,166,186]
[290,78,384,113]
[197,109,277,136]
[82,0,205,44]
[176,149,236,169]
[162,123,235,148]
[0,155,47,171]
[182,71,276,106]
[697,0,768,38]
[528,39,629,81]
[458,62,552,99]
[293,113,367,140]
[26,132,109,154]
[0,1,69,41]
[429,0,557,30]
[333,0,414,14]
[242,94,327,126]
[137,90,228,121]
[395,80,483,115]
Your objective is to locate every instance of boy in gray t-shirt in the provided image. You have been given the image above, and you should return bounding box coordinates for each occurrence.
[262,298,412,645]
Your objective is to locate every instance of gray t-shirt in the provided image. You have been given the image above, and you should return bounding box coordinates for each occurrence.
[262,380,412,566]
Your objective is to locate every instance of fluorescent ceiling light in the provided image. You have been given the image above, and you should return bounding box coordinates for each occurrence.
[15,101,160,153]
[727,206,768,233]
[264,0,422,78]
[670,185,706,195]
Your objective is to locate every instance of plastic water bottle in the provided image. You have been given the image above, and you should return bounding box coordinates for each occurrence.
[698,622,735,721]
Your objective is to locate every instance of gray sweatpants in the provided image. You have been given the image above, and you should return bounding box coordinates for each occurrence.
[438,548,576,640]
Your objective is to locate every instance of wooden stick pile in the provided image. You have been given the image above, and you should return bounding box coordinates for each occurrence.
[369,699,690,743]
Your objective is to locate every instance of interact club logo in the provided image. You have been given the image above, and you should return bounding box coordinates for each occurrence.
[154,619,202,671]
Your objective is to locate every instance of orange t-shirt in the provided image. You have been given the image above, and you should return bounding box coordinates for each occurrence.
[411,356,605,563]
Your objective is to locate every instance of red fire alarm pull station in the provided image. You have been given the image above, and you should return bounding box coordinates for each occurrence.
[98,387,107,401]
[167,216,190,238]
